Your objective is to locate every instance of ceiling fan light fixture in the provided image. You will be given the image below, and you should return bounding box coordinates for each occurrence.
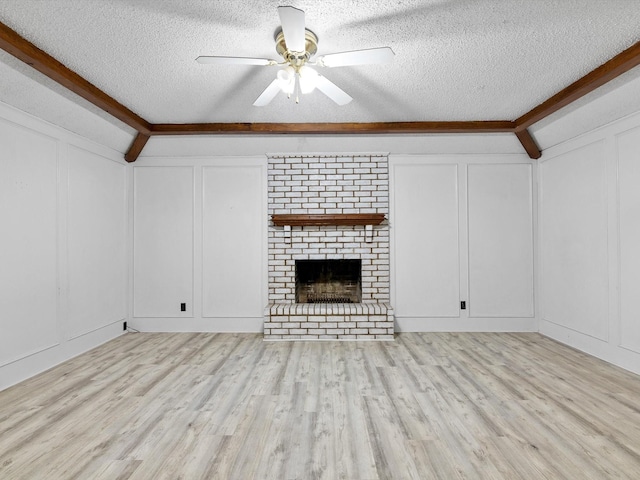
[277,66,296,94]
[298,66,319,94]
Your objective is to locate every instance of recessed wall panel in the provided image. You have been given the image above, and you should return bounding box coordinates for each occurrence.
[540,142,608,340]
[393,164,460,317]
[617,127,640,353]
[67,147,126,337]
[0,121,58,365]
[468,164,534,317]
[202,165,264,317]
[133,166,193,317]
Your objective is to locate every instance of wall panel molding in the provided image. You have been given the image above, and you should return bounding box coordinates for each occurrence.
[467,163,535,318]
[0,103,126,390]
[132,166,194,318]
[539,112,640,375]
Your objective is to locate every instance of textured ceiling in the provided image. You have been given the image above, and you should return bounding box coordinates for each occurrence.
[0,0,639,129]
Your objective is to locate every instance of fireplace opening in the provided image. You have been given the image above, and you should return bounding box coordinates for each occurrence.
[295,259,362,303]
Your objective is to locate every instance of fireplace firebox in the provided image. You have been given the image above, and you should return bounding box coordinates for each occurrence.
[295,259,362,303]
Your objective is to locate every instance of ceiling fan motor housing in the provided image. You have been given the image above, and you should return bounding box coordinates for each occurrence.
[275,28,318,67]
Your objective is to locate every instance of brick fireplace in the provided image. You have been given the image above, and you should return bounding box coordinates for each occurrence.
[264,153,394,340]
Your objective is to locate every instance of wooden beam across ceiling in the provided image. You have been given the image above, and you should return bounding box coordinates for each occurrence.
[516,39,640,130]
[514,129,542,160]
[124,132,151,163]
[0,21,151,135]
[1,19,640,163]
[150,121,515,135]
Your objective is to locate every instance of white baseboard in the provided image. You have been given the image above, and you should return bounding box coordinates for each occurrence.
[540,320,640,376]
[129,317,263,333]
[0,321,124,391]
[395,316,537,332]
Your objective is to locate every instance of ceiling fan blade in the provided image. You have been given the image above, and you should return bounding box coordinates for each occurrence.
[314,75,352,106]
[253,79,282,107]
[278,6,306,52]
[317,47,395,67]
[196,56,274,66]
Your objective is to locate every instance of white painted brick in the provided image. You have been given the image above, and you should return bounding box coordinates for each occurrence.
[266,156,392,337]
[355,180,372,186]
[351,329,369,335]
[290,329,308,335]
[308,329,326,335]
[339,322,357,328]
[357,322,376,328]
[270,329,290,335]
[319,191,338,198]
[376,322,394,329]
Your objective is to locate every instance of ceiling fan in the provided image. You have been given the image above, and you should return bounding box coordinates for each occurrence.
[196,6,394,106]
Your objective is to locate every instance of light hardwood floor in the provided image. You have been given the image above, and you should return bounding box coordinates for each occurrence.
[1,332,640,479]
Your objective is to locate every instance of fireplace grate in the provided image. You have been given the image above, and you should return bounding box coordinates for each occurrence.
[306,293,355,304]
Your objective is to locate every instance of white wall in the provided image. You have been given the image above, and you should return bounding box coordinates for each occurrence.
[539,109,640,375]
[129,157,266,332]
[0,102,127,390]
[130,148,535,334]
[390,155,536,332]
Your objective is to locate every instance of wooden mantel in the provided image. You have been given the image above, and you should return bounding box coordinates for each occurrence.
[271,213,386,227]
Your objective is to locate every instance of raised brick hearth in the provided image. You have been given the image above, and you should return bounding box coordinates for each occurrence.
[264,153,394,340]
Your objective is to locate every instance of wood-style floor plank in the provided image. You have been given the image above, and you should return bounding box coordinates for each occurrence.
[2,332,640,479]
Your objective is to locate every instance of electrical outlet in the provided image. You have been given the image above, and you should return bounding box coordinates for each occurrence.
[181,303,186,312]
[460,301,466,310]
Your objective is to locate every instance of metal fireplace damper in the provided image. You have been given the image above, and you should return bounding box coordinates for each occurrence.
[295,259,362,303]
